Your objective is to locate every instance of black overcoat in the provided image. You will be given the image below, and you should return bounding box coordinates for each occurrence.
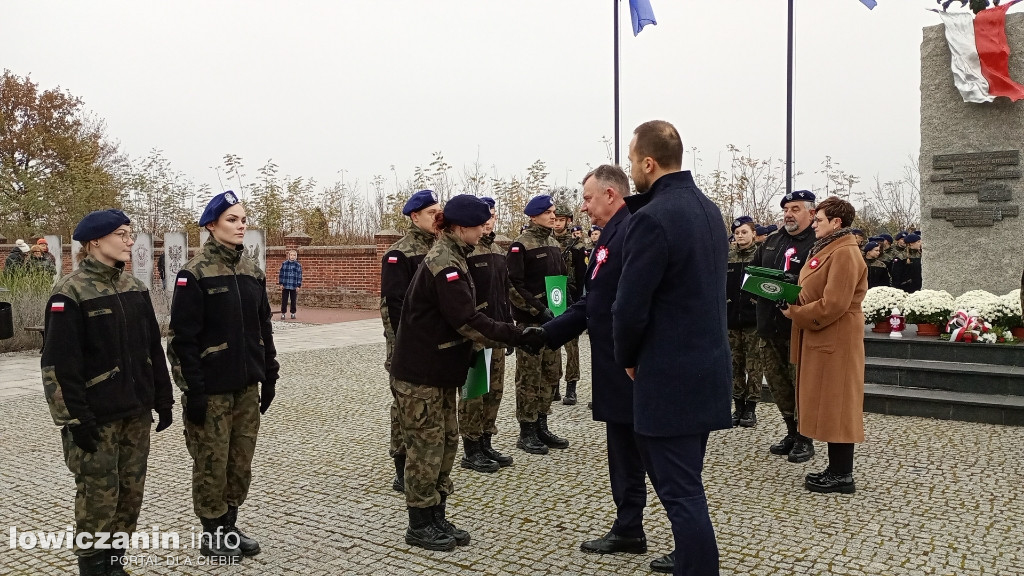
[611,171,733,437]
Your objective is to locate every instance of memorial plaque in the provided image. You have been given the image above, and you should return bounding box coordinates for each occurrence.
[44,234,61,280]
[931,205,1019,226]
[930,150,1021,196]
[132,233,154,289]
[163,232,187,296]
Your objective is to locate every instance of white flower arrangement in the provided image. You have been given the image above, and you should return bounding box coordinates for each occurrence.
[862,286,908,324]
[998,289,1023,328]
[902,289,955,326]
[953,290,999,319]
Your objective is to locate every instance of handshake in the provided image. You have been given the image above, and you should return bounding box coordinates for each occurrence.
[517,326,548,355]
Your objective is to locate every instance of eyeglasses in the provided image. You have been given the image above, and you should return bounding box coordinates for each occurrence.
[113,230,137,244]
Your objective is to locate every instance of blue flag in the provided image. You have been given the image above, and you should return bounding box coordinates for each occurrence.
[629,0,657,36]
[858,0,877,8]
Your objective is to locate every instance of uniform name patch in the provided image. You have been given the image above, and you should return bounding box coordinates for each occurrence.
[387,256,398,263]
[176,277,188,287]
[51,301,65,312]
[445,271,459,282]
[511,246,520,253]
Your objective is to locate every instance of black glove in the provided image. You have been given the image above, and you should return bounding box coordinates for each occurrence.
[519,327,547,355]
[155,407,173,432]
[538,308,556,322]
[69,423,101,453]
[260,382,276,415]
[185,393,209,426]
[776,299,790,311]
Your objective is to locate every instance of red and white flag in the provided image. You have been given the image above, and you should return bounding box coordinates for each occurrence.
[937,1,1024,103]
[445,271,459,282]
[387,256,398,264]
[51,301,65,312]
[176,277,188,287]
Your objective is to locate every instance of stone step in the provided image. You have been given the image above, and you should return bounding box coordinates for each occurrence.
[864,332,1024,367]
[864,382,1024,426]
[865,357,1024,396]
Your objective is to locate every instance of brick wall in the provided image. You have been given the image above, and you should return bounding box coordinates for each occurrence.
[1,230,507,310]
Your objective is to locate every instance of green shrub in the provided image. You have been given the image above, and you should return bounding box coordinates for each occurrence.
[0,269,56,353]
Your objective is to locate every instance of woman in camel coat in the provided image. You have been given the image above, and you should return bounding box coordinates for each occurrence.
[781,196,867,495]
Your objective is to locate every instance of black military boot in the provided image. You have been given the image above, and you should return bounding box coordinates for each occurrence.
[406,506,456,551]
[650,551,675,574]
[432,493,470,546]
[108,549,129,576]
[788,434,815,463]
[225,505,262,556]
[553,383,561,401]
[392,454,406,492]
[77,553,109,576]
[460,437,499,473]
[516,421,549,455]
[199,515,243,560]
[731,397,744,427]
[563,381,578,405]
[536,413,569,449]
[739,401,757,428]
[481,433,514,467]
[770,416,798,455]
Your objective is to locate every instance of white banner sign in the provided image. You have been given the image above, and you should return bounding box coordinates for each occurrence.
[132,233,154,289]
[162,232,187,295]
[243,230,266,273]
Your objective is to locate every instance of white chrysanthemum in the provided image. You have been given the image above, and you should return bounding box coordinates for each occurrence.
[903,289,955,325]
[862,287,909,323]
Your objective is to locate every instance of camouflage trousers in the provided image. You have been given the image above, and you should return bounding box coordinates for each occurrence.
[760,336,796,418]
[386,337,406,458]
[60,414,152,557]
[515,326,562,422]
[729,328,764,402]
[393,379,458,508]
[183,385,260,519]
[458,348,506,440]
[563,337,580,383]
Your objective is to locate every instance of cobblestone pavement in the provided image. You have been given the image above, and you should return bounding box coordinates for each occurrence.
[1,322,1022,575]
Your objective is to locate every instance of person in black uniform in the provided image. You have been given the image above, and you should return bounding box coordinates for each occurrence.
[749,190,818,464]
[891,233,923,293]
[863,241,890,288]
[390,195,545,551]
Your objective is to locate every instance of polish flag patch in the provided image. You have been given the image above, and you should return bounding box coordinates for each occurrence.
[387,256,399,264]
[176,277,188,287]
[51,301,65,312]
[511,246,520,253]
[445,271,459,282]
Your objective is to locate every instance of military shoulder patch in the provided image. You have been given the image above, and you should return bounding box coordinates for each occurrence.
[387,256,399,263]
[176,277,188,287]
[445,271,459,282]
[51,301,65,312]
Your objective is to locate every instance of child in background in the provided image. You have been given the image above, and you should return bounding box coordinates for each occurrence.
[278,249,303,319]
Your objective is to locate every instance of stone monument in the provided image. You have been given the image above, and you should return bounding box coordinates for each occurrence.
[132,233,154,289]
[921,12,1024,296]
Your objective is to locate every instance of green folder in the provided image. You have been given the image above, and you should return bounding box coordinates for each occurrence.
[741,274,802,304]
[545,275,568,317]
[462,349,492,400]
[745,266,787,280]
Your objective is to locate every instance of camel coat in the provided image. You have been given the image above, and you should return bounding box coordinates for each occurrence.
[788,234,867,444]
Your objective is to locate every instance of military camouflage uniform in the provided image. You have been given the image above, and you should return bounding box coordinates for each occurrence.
[727,243,763,402]
[168,237,278,520]
[507,224,565,423]
[380,225,435,458]
[458,233,512,441]
[554,228,586,385]
[41,255,173,557]
[390,232,522,508]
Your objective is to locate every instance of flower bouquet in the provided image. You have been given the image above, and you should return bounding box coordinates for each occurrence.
[996,289,1023,330]
[944,309,992,343]
[902,289,954,326]
[863,287,908,327]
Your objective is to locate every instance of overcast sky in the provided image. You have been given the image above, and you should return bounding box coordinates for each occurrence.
[5,1,955,202]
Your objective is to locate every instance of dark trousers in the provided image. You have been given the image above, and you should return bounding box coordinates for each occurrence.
[636,432,719,576]
[280,289,297,314]
[827,442,855,474]
[606,422,650,538]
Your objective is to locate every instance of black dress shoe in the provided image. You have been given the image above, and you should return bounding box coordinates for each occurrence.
[650,552,675,574]
[805,471,856,494]
[579,531,647,554]
[805,466,830,483]
[769,434,795,455]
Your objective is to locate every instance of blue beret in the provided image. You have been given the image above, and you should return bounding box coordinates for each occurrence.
[590,225,603,232]
[731,215,754,232]
[755,225,769,235]
[879,234,894,243]
[443,195,491,227]
[524,194,554,217]
[780,190,815,208]
[199,191,241,227]
[914,230,922,236]
[402,190,439,216]
[851,228,864,236]
[904,233,921,244]
[479,196,496,209]
[895,231,907,240]
[765,224,778,233]
[571,225,582,232]
[868,236,881,242]
[73,209,131,242]
[863,241,879,253]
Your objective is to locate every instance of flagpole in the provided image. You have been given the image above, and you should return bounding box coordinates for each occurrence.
[786,0,794,196]
[614,0,621,165]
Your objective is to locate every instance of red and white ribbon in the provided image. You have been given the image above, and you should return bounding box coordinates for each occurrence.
[783,247,797,272]
[591,246,609,280]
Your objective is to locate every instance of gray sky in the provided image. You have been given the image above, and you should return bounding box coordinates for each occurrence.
[5,1,947,201]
